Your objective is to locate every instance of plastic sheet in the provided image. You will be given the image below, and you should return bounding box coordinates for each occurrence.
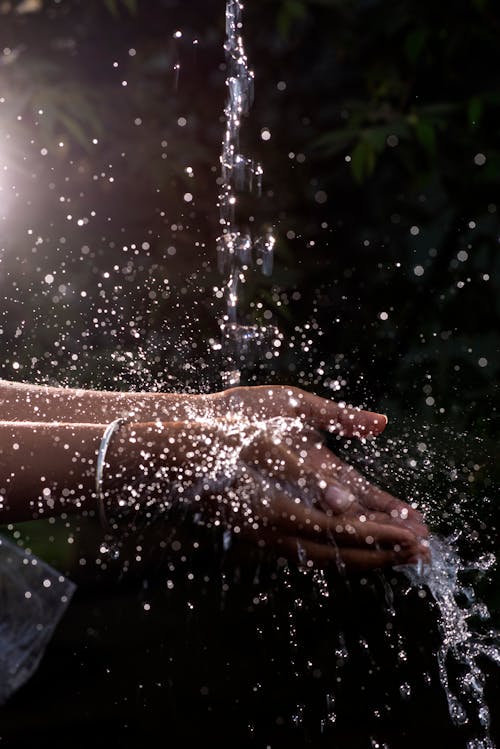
[0,534,76,704]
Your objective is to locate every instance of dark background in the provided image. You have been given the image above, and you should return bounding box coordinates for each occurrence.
[0,0,498,746]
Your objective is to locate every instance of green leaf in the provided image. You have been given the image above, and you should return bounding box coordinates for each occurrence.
[405,29,429,64]
[56,111,93,150]
[30,84,104,149]
[363,126,390,152]
[350,139,376,183]
[312,129,356,156]
[277,0,307,38]
[122,0,138,14]
[104,0,119,17]
[415,119,436,154]
[468,96,483,127]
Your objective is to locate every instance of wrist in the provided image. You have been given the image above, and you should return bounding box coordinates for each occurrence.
[102,421,172,529]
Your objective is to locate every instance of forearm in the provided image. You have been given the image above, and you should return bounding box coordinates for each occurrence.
[0,379,207,423]
[0,419,202,525]
[0,421,108,522]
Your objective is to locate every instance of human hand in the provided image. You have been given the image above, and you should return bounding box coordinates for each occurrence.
[207,385,388,437]
[237,421,430,565]
[202,385,429,547]
[112,419,428,571]
[294,430,429,542]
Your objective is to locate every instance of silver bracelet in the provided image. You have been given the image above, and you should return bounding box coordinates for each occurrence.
[95,417,129,533]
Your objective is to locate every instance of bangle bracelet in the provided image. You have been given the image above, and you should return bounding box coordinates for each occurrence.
[95,417,129,533]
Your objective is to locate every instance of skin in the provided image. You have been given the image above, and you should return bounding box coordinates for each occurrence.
[0,380,430,570]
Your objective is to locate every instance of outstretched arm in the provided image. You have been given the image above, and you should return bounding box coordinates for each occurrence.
[0,419,429,570]
[0,380,387,437]
[0,420,105,522]
[0,379,203,423]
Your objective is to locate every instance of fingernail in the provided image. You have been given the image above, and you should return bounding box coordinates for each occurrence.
[325,484,355,511]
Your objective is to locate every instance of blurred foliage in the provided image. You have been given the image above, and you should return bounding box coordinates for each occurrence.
[103,0,138,16]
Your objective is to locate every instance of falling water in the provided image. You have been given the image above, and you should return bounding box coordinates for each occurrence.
[217,0,276,387]
[213,1,500,745]
[398,537,499,748]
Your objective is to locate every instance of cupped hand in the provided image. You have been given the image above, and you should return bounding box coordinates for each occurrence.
[207,385,429,540]
[219,468,425,571]
[127,419,429,570]
[295,431,429,540]
[236,422,430,565]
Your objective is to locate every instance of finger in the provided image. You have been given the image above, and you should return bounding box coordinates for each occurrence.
[225,471,430,565]
[239,440,426,549]
[276,536,416,570]
[213,455,427,557]
[257,488,425,554]
[294,435,429,538]
[252,433,361,515]
[356,509,402,525]
[316,450,429,538]
[294,438,384,515]
[296,440,358,512]
[254,489,343,540]
[241,436,346,512]
[295,390,387,437]
[365,488,428,537]
[237,482,359,544]
[240,436,317,489]
[328,516,423,552]
[211,468,329,541]
[223,386,388,438]
[338,547,420,571]
[349,479,429,538]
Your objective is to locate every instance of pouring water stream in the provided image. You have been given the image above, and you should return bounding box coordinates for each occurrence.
[217,0,276,388]
[216,1,499,745]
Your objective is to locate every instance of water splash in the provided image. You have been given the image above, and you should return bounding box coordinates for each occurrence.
[217,0,277,387]
[397,536,499,747]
